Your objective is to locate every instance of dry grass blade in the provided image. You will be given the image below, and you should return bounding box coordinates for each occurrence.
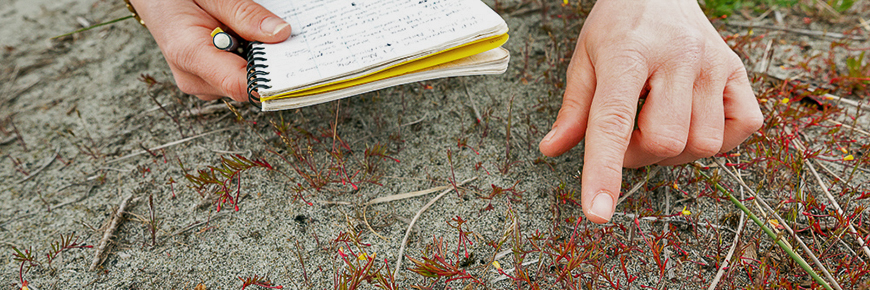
[108,128,232,163]
[18,147,59,183]
[616,166,661,206]
[362,184,457,241]
[393,177,477,277]
[703,168,833,290]
[790,138,870,261]
[805,158,870,261]
[365,185,451,205]
[727,22,868,40]
[708,160,747,290]
[713,158,843,290]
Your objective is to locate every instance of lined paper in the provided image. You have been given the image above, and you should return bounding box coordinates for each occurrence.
[253,0,506,94]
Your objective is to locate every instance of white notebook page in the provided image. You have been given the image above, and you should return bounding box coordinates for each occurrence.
[253,0,506,94]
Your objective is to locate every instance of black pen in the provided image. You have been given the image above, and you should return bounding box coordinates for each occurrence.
[211,27,246,55]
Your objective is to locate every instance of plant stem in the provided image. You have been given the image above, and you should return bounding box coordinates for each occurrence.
[52,15,134,39]
[700,170,832,290]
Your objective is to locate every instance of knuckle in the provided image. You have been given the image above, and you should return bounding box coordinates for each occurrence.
[672,33,705,61]
[724,51,745,67]
[232,1,261,24]
[728,62,750,83]
[686,135,723,158]
[610,49,648,71]
[218,73,245,100]
[590,104,635,140]
[642,132,686,158]
[740,111,765,134]
[174,77,198,95]
[558,95,584,116]
[164,42,199,73]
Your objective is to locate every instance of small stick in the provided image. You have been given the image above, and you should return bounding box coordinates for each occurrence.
[0,135,16,145]
[612,213,735,232]
[18,147,59,183]
[108,128,231,163]
[462,79,482,123]
[89,193,135,271]
[825,120,870,137]
[393,177,477,277]
[727,22,867,40]
[180,103,230,118]
[362,204,389,241]
[365,185,451,205]
[362,184,461,240]
[813,159,848,185]
[662,177,676,280]
[616,166,661,206]
[708,159,747,290]
[789,138,870,261]
[164,211,229,238]
[400,113,428,127]
[714,158,842,290]
[805,158,870,261]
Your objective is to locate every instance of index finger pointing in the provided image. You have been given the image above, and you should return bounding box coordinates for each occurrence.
[581,52,649,224]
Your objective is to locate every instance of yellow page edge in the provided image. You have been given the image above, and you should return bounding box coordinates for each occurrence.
[263,32,509,101]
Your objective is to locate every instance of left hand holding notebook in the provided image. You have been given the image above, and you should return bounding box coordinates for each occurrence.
[129,0,292,102]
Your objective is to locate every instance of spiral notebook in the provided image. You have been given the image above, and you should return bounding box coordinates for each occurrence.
[247,0,510,111]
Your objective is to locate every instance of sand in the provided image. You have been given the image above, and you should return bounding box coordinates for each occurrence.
[1,0,868,289]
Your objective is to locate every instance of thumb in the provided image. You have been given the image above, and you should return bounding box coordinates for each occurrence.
[197,0,292,43]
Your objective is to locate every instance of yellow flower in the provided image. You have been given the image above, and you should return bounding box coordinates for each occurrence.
[673,181,679,190]
[562,0,568,5]
[681,206,691,216]
[780,98,790,104]
[768,219,783,229]
[844,155,854,161]
[840,147,849,154]
[492,261,502,269]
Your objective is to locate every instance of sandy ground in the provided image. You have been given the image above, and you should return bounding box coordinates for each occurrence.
[1,0,868,289]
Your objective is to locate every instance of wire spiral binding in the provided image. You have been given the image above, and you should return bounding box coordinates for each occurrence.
[246,42,271,108]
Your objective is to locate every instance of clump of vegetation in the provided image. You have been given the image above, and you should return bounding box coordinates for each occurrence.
[183,154,274,212]
[238,275,283,289]
[11,234,91,289]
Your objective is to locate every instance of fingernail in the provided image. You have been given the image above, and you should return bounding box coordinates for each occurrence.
[261,17,289,36]
[542,126,558,144]
[589,191,613,222]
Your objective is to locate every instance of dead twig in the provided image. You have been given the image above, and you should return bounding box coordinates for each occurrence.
[708,155,748,290]
[362,184,454,241]
[825,120,870,137]
[805,156,870,261]
[713,158,843,290]
[164,211,230,238]
[90,193,136,271]
[18,147,60,184]
[180,103,230,118]
[790,138,870,262]
[616,166,661,206]
[728,22,868,40]
[365,185,451,205]
[362,205,389,241]
[462,79,482,123]
[108,128,232,163]
[393,177,477,277]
